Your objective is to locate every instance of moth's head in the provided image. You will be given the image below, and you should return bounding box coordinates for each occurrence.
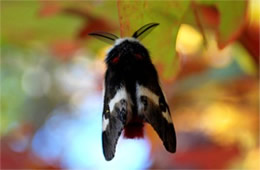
[89,23,159,64]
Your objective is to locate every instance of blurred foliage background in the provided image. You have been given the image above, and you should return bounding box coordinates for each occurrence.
[1,0,259,169]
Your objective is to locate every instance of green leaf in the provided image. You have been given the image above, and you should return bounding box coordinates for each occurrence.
[117,0,190,79]
[196,0,248,49]
[1,1,82,47]
[233,43,258,76]
[216,1,248,48]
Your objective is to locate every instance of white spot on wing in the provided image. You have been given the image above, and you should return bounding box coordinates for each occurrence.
[136,83,159,114]
[136,83,172,123]
[109,86,127,113]
[136,83,159,105]
[102,115,109,132]
[162,110,172,123]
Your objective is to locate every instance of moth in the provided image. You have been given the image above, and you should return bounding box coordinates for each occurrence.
[89,23,176,161]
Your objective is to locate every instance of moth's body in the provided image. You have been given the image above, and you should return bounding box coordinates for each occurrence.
[89,23,176,161]
[102,38,176,160]
[105,38,158,123]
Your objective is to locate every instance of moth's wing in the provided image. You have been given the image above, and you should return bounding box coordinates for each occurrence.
[102,113,124,161]
[137,84,176,152]
[89,32,118,44]
[136,70,176,153]
[102,71,128,161]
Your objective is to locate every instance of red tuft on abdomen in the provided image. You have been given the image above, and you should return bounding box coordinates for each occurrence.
[123,122,144,139]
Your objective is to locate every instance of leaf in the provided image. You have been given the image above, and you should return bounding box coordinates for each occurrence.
[117,0,190,80]
[50,40,80,61]
[195,0,248,49]
[239,22,260,65]
[173,144,241,169]
[38,1,61,17]
[38,2,118,40]
[62,8,118,40]
[233,43,258,76]
[181,2,214,47]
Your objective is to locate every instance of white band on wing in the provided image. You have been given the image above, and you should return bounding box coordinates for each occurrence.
[162,110,172,123]
[102,115,109,132]
[136,83,172,123]
[136,84,159,105]
[108,87,127,113]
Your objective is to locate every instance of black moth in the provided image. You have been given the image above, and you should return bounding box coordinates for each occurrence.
[89,23,176,161]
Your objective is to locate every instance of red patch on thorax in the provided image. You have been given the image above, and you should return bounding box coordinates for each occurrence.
[112,56,119,63]
[135,54,143,60]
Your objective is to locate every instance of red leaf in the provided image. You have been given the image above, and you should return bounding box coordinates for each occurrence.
[77,19,116,40]
[173,144,241,169]
[196,4,220,28]
[176,55,208,80]
[62,8,117,40]
[239,22,260,65]
[38,1,61,17]
[38,5,117,40]
[191,1,248,49]
[50,40,80,61]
